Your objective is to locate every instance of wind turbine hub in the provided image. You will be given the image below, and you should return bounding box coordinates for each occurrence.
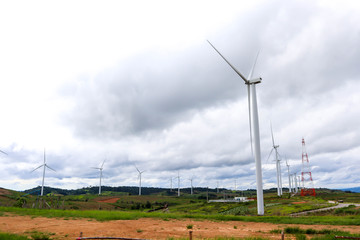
[248,77,262,84]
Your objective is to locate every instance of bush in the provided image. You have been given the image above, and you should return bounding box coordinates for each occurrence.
[305,229,316,234]
[295,234,307,240]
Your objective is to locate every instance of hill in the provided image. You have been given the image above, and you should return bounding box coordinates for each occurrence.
[339,186,360,193]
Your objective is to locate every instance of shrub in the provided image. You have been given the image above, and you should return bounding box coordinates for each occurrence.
[295,234,307,240]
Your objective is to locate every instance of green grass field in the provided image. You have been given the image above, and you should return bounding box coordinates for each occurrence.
[0,187,360,226]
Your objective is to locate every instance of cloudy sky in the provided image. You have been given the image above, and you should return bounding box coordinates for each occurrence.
[0,0,359,192]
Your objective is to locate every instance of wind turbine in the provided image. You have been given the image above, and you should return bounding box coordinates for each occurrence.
[170,177,173,191]
[31,149,56,196]
[135,166,145,196]
[285,158,292,193]
[266,123,282,196]
[296,174,300,193]
[189,176,194,195]
[176,171,181,197]
[207,40,264,215]
[92,160,105,195]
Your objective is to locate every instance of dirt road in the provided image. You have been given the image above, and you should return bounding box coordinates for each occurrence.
[1,214,360,240]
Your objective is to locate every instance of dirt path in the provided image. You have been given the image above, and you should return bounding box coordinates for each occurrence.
[97,197,121,203]
[1,215,360,240]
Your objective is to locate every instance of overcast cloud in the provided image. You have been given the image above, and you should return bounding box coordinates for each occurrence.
[0,0,359,191]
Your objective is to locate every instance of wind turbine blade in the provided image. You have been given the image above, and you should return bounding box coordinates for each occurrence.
[46,164,56,172]
[0,150,7,155]
[101,159,106,168]
[92,167,101,169]
[270,122,275,147]
[247,84,253,155]
[31,165,44,173]
[248,50,260,79]
[207,40,248,83]
[266,148,274,163]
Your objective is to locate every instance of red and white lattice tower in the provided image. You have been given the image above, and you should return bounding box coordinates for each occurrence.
[300,138,316,196]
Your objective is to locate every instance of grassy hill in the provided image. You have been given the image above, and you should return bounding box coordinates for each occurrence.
[0,186,359,218]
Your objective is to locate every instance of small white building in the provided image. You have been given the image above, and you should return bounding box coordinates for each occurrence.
[208,196,250,203]
[234,197,248,202]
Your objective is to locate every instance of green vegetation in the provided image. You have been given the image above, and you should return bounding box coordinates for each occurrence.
[271,227,360,240]
[166,238,270,240]
[0,231,54,240]
[1,205,360,225]
[1,187,360,226]
[186,224,193,229]
[0,232,29,240]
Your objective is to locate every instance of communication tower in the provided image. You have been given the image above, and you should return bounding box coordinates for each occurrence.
[300,138,316,196]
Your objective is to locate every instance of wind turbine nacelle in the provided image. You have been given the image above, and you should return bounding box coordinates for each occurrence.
[248,77,262,84]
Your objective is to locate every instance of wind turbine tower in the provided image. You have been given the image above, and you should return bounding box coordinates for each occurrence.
[300,138,316,196]
[92,160,105,195]
[177,171,181,197]
[170,177,173,191]
[286,158,291,193]
[189,177,194,195]
[136,166,145,196]
[208,41,265,215]
[31,149,56,196]
[267,124,282,196]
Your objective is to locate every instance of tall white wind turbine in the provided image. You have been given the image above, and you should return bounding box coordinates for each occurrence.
[207,40,264,215]
[135,166,145,196]
[92,160,105,195]
[266,124,282,196]
[31,149,56,196]
[286,158,292,193]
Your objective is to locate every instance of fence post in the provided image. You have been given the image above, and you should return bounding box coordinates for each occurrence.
[189,230,193,240]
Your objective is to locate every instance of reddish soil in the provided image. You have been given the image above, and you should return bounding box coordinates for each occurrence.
[1,214,360,240]
[292,202,307,204]
[0,188,11,195]
[96,197,121,203]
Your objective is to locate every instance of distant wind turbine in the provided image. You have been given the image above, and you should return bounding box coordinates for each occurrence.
[285,158,291,193]
[92,160,105,195]
[266,123,282,196]
[31,148,56,196]
[176,171,181,197]
[189,176,194,195]
[170,177,173,191]
[208,40,264,215]
[135,166,145,196]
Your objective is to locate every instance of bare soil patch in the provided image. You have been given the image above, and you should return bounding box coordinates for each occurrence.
[1,215,360,240]
[0,188,11,196]
[96,197,120,203]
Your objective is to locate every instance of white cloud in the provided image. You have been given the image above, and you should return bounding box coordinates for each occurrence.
[0,0,360,191]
